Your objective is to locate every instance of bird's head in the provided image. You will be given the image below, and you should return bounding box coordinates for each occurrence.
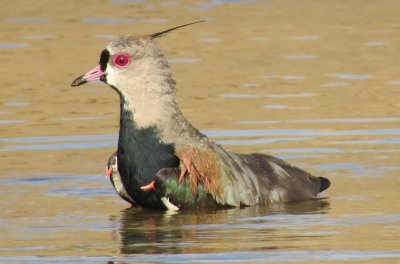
[105,152,118,178]
[71,21,203,97]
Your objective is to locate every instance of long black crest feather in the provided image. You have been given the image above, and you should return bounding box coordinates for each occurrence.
[149,21,205,39]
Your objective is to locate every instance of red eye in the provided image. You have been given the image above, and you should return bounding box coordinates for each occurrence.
[113,54,131,68]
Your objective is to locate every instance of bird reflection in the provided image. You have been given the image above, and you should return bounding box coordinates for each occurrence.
[116,206,192,254]
[115,199,330,255]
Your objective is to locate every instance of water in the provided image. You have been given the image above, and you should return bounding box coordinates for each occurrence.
[0,0,399,263]
[0,42,30,48]
[328,73,374,80]
[285,54,317,60]
[81,17,135,24]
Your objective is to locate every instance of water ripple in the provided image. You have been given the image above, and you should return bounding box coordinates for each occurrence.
[1,128,399,151]
[189,0,251,12]
[21,35,54,39]
[267,147,400,154]
[167,58,201,63]
[238,117,400,124]
[221,93,314,98]
[95,34,118,40]
[200,38,223,43]
[0,134,116,143]
[0,43,30,48]
[321,81,349,87]
[205,128,400,137]
[0,250,398,263]
[263,75,305,80]
[216,137,312,145]
[5,102,30,106]
[286,55,317,60]
[0,120,27,125]
[329,73,373,80]
[289,35,320,41]
[366,41,386,46]
[81,17,134,24]
[0,141,116,151]
[3,18,50,23]
[332,138,400,145]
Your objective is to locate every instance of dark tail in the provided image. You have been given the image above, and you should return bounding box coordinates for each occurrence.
[318,177,331,192]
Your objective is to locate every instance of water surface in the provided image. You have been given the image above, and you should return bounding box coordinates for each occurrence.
[0,0,399,263]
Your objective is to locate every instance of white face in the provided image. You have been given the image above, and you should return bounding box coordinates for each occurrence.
[111,161,118,173]
[104,39,156,92]
[104,37,151,90]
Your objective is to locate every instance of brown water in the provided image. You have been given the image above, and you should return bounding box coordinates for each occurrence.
[1,0,399,263]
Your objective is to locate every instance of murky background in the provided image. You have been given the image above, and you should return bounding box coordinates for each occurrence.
[1,0,399,263]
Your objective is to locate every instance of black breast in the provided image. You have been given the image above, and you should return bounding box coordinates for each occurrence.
[117,109,179,209]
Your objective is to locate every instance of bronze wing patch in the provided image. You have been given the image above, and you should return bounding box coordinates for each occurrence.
[176,147,222,195]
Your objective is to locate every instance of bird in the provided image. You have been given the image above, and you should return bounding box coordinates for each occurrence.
[71,21,330,210]
[106,152,179,210]
[105,152,136,205]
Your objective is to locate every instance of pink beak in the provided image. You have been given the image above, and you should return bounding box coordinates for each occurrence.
[140,181,155,191]
[71,64,105,86]
[105,167,113,178]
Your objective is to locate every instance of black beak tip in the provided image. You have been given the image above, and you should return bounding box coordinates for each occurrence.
[71,75,87,87]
